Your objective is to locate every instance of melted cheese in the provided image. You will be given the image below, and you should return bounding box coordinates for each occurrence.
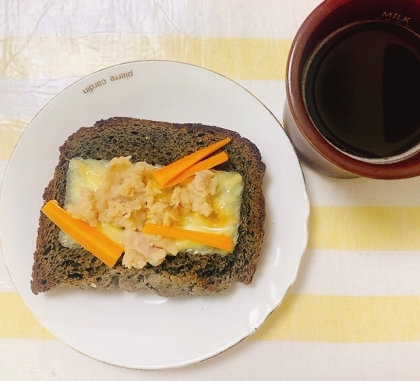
[65,158,108,203]
[60,157,243,258]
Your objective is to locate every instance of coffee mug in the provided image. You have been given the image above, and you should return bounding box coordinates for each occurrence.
[284,0,420,179]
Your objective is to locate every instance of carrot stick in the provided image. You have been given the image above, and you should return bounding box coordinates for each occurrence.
[41,200,124,268]
[153,137,231,187]
[142,223,233,252]
[163,151,229,188]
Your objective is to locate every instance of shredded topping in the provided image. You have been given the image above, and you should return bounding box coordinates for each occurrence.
[65,156,223,268]
[66,156,217,231]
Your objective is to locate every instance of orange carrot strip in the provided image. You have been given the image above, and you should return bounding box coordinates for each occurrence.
[142,223,233,252]
[163,151,229,188]
[153,137,231,186]
[41,200,124,268]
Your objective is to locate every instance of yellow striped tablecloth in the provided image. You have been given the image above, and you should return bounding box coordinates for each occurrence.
[2,0,420,379]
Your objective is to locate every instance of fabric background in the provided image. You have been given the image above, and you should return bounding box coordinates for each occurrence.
[2,0,420,379]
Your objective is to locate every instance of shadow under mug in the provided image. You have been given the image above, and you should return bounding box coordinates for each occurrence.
[284,0,420,179]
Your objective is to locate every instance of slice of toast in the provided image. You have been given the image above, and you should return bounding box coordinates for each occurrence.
[31,118,266,296]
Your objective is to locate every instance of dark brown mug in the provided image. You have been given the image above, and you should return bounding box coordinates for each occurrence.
[284,0,420,179]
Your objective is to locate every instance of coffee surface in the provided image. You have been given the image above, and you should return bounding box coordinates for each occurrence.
[304,21,420,159]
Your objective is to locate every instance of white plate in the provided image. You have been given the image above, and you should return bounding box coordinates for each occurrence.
[0,61,309,369]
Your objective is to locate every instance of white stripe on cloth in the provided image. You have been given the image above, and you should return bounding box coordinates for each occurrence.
[1,339,420,381]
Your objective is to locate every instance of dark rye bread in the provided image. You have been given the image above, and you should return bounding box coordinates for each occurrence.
[31,117,266,296]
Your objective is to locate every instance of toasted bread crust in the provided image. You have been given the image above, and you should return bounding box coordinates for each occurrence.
[31,118,266,296]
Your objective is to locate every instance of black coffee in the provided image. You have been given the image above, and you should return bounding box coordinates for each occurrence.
[304,21,420,159]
